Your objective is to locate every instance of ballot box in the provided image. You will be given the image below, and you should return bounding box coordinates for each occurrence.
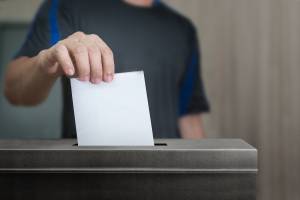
[0,139,257,200]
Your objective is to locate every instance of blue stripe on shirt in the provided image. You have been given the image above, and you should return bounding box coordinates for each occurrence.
[179,50,198,116]
[49,0,60,45]
[153,0,160,6]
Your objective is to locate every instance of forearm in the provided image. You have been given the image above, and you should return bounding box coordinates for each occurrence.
[4,55,58,106]
[179,114,206,139]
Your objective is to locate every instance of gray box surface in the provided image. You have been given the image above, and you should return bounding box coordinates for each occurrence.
[0,139,257,200]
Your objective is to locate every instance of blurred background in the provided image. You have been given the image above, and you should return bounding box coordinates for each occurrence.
[0,0,299,199]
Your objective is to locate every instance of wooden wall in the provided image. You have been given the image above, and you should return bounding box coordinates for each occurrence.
[164,0,300,199]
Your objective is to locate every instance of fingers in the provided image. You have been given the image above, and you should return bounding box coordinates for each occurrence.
[49,32,115,84]
[66,32,114,83]
[52,44,75,76]
[87,34,115,82]
[78,34,103,83]
[87,44,102,84]
[100,46,115,82]
[69,42,90,81]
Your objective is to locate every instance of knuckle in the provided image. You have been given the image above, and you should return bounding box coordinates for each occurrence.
[89,34,100,41]
[101,47,113,57]
[39,49,47,57]
[72,31,86,40]
[75,31,85,37]
[88,45,99,54]
[54,44,66,56]
[56,41,64,46]
[74,45,87,54]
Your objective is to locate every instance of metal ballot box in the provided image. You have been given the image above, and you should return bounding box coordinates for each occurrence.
[0,139,257,200]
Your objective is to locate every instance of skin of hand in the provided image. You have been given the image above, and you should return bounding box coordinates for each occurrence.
[39,31,115,83]
[123,0,153,7]
[179,114,206,139]
[4,32,115,105]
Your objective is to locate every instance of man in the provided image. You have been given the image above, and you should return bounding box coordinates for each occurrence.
[4,0,210,139]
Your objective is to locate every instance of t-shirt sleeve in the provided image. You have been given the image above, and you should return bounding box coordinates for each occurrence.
[15,0,74,58]
[178,26,210,116]
[15,1,52,58]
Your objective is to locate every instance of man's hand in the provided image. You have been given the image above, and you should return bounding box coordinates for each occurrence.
[37,31,115,83]
[5,32,115,106]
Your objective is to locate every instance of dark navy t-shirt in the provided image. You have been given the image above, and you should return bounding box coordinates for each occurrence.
[16,0,210,138]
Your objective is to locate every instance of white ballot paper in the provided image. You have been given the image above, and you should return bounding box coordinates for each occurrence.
[71,71,154,146]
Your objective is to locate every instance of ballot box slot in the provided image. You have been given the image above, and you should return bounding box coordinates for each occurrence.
[154,143,167,146]
[72,143,167,146]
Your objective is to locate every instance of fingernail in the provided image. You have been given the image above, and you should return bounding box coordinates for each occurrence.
[105,74,113,82]
[67,68,74,76]
[93,78,102,84]
[80,76,89,81]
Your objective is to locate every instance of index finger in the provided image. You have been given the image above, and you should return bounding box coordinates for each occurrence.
[52,43,75,76]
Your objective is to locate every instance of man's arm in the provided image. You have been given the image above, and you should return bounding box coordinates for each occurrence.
[179,114,205,139]
[4,32,115,106]
[5,56,58,106]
